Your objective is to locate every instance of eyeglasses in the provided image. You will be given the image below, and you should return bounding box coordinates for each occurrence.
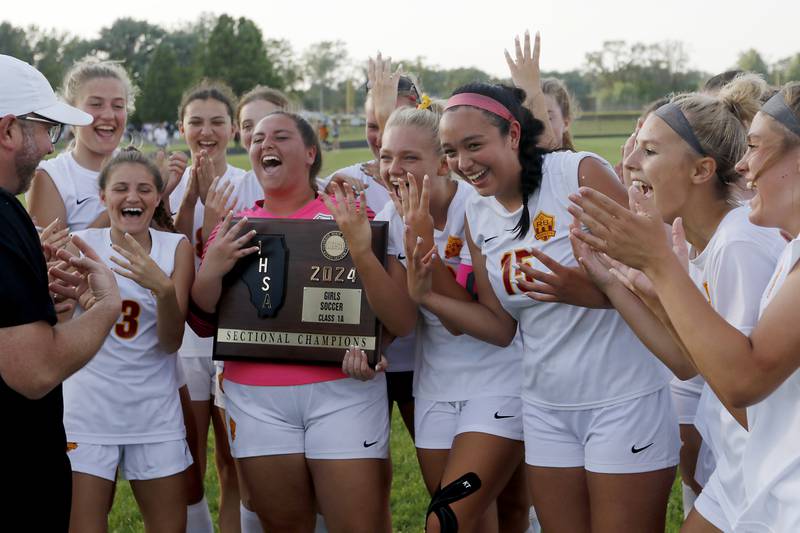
[17,115,63,143]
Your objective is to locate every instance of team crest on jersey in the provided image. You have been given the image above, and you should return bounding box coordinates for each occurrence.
[66,442,78,452]
[533,211,556,241]
[444,236,464,259]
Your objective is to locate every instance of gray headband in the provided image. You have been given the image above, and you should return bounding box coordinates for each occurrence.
[654,102,707,156]
[761,92,800,139]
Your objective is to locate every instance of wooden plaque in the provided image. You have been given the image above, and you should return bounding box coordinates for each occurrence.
[213,218,388,366]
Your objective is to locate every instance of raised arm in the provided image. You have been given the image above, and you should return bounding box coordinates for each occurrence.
[321,184,417,337]
[367,52,401,135]
[505,31,558,150]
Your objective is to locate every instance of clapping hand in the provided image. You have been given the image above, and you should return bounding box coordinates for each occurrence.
[202,176,238,242]
[194,150,217,203]
[200,212,259,278]
[49,235,121,312]
[39,218,70,262]
[156,150,189,200]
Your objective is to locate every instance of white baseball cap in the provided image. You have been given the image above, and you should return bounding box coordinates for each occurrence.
[0,54,92,126]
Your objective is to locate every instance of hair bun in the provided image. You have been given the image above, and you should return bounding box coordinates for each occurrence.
[717,73,767,125]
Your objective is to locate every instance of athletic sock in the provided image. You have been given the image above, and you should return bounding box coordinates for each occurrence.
[314,513,328,533]
[240,502,263,533]
[186,496,214,533]
[682,482,697,518]
[527,505,542,533]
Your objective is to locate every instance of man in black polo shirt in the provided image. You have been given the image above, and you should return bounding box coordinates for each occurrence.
[0,54,121,530]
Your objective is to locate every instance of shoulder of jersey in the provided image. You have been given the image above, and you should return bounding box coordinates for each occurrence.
[374,200,399,223]
[71,227,105,245]
[152,227,186,243]
[720,206,784,248]
[227,165,248,179]
[36,151,71,177]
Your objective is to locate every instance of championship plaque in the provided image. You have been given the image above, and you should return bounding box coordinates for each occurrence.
[213,219,388,366]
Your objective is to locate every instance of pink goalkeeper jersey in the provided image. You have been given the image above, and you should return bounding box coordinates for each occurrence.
[210,197,348,386]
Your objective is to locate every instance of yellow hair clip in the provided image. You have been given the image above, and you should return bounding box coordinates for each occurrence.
[417,94,432,111]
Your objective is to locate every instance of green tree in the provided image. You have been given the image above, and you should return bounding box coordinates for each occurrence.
[138,42,184,123]
[205,14,281,94]
[786,55,800,83]
[266,38,303,92]
[302,40,348,112]
[0,22,34,62]
[94,18,166,85]
[773,54,800,84]
[736,49,769,77]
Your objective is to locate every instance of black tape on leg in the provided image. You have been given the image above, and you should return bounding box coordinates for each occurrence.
[426,472,482,533]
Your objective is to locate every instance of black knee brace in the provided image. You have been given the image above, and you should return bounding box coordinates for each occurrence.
[425,472,482,533]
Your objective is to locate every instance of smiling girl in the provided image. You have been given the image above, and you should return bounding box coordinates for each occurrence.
[190,111,391,532]
[405,82,679,532]
[168,79,259,533]
[570,82,800,532]
[28,58,137,231]
[62,148,194,532]
[570,75,783,533]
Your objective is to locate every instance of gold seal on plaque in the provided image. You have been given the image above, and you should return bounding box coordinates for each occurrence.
[321,231,349,261]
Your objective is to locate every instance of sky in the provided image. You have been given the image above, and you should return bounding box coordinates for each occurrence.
[3,0,792,79]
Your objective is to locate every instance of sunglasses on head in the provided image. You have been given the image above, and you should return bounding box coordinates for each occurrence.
[363,77,420,102]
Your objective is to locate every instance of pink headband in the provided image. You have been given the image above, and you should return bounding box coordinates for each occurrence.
[444,93,516,123]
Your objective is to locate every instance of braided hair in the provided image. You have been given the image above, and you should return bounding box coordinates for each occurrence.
[448,83,548,238]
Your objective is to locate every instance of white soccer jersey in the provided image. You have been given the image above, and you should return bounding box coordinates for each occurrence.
[233,170,264,212]
[466,151,670,409]
[318,161,392,213]
[734,237,800,532]
[35,151,103,231]
[63,228,187,444]
[168,164,247,358]
[689,206,784,523]
[382,179,523,401]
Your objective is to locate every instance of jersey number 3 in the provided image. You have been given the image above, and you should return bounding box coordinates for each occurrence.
[115,300,141,339]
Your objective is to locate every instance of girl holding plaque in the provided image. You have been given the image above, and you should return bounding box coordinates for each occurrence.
[190,112,392,533]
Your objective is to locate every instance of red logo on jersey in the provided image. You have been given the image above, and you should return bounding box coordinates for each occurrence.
[444,236,464,259]
[229,417,237,441]
[533,211,556,241]
[66,442,78,452]
[500,249,535,295]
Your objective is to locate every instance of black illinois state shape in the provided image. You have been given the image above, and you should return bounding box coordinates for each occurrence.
[224,234,289,318]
